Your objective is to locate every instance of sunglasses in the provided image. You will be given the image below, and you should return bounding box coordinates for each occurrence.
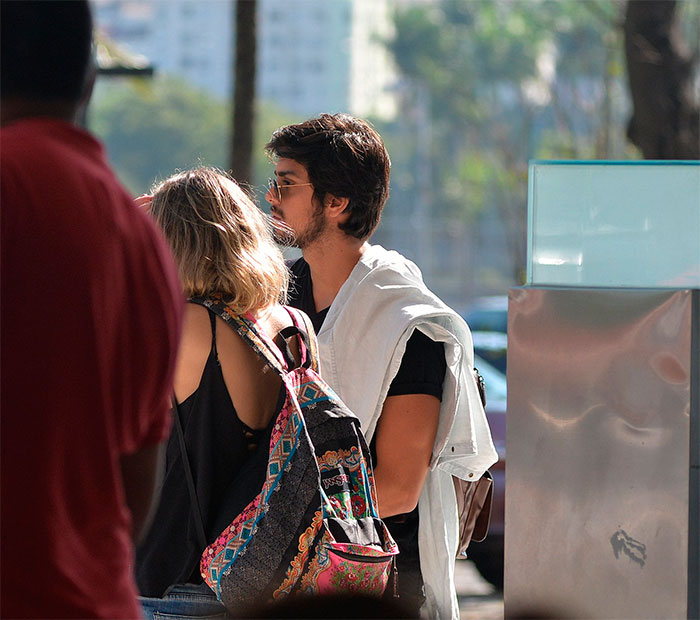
[267,177,313,202]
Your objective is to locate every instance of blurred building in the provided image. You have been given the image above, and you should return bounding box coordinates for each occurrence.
[92,0,398,119]
[93,1,230,98]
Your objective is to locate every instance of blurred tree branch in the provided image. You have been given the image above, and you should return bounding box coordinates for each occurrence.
[624,0,699,158]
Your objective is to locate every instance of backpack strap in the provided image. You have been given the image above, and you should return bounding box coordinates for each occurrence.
[284,307,320,373]
[189,295,287,376]
[189,297,321,377]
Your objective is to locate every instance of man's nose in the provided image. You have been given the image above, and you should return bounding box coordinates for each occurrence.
[265,186,279,205]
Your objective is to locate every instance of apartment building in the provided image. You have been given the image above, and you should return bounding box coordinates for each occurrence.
[93,0,397,119]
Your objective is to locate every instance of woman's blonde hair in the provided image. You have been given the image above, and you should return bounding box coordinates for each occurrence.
[149,167,288,313]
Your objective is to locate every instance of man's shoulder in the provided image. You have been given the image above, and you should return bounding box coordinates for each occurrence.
[1,117,97,152]
[1,120,48,170]
[336,245,460,331]
[360,245,423,283]
[1,119,107,202]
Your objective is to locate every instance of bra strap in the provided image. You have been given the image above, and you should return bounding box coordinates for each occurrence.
[188,296,287,375]
[208,307,218,356]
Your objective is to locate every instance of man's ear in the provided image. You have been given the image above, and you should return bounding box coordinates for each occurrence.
[324,194,350,221]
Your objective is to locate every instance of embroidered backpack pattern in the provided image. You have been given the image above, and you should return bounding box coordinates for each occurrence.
[192,296,398,610]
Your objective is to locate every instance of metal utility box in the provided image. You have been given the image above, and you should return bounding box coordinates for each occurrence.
[505,161,700,620]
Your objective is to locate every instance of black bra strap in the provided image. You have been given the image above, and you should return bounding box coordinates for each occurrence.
[208,309,218,356]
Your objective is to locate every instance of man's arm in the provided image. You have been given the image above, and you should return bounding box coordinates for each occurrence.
[119,441,166,545]
[372,393,440,517]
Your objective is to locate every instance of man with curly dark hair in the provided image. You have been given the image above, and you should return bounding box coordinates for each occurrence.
[265,114,497,618]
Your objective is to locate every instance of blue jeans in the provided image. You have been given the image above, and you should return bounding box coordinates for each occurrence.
[140,583,230,620]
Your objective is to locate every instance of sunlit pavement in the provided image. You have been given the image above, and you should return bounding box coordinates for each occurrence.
[455,560,504,619]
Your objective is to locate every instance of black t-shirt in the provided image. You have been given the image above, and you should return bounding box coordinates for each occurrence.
[286,257,446,399]
[286,257,446,609]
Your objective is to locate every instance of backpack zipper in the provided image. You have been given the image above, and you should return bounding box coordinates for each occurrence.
[327,547,394,563]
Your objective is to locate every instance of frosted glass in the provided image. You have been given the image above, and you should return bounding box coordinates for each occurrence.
[527,161,700,288]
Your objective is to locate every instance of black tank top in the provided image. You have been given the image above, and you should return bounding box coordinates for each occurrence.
[135,309,286,597]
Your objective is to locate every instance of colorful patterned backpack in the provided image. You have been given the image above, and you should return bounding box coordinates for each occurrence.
[190,297,399,611]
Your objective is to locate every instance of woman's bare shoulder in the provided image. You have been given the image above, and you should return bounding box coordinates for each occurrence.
[182,303,212,340]
[173,303,214,402]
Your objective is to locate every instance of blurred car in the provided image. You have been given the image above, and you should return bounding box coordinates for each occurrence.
[463,295,508,333]
[472,330,507,374]
[461,296,508,589]
[465,295,507,374]
[466,354,506,590]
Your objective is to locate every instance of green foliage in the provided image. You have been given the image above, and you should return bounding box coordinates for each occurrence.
[386,0,632,283]
[90,75,298,198]
[390,0,626,139]
[90,76,228,194]
[251,104,301,203]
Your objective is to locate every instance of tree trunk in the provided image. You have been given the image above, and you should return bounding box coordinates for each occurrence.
[230,0,257,185]
[624,0,699,159]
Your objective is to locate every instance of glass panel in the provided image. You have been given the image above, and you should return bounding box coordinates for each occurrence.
[527,161,700,288]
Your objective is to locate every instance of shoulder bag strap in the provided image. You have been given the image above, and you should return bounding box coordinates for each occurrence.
[285,307,320,372]
[172,395,208,552]
[277,324,309,370]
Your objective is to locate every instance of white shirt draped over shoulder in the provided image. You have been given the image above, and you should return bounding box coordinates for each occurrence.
[314,244,498,619]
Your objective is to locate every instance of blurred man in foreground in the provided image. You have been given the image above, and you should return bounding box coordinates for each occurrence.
[1,2,183,617]
[265,114,497,618]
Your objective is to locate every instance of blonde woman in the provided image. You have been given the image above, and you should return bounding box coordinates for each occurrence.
[135,167,300,620]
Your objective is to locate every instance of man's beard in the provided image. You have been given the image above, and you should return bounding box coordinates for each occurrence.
[272,204,326,249]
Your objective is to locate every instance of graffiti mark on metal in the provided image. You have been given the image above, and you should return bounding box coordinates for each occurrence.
[610,529,647,567]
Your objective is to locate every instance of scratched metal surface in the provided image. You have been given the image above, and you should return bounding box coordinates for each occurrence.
[504,288,692,619]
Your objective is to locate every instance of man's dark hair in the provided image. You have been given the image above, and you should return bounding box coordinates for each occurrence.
[265,113,391,240]
[1,0,94,102]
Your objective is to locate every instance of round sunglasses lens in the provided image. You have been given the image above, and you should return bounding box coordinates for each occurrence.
[267,179,280,201]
